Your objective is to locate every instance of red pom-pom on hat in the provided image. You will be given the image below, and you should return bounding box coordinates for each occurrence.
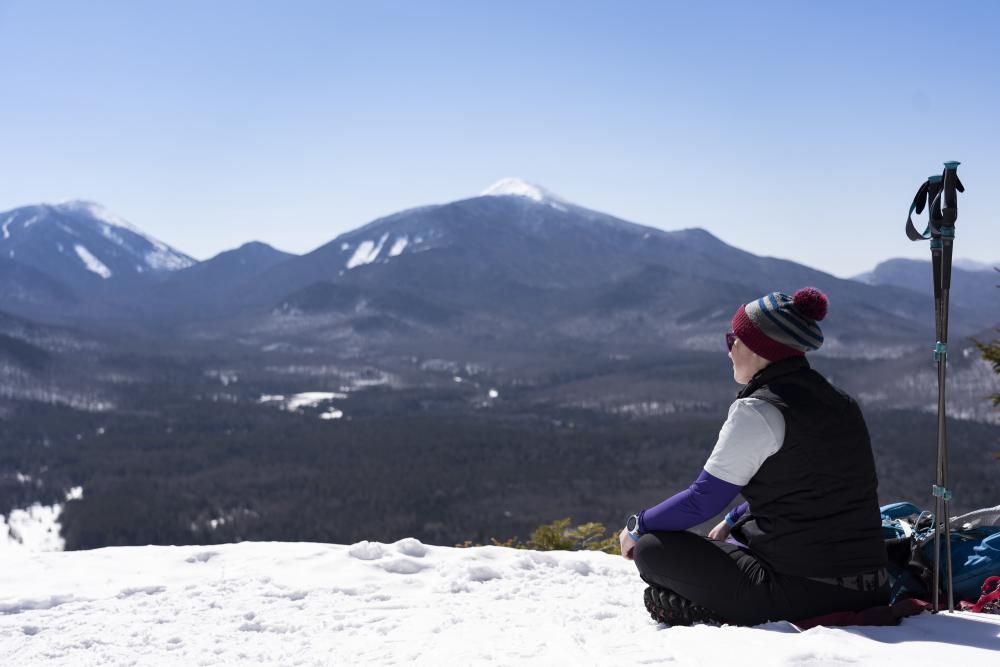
[792,287,828,321]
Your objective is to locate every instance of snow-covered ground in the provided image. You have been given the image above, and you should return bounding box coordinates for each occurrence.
[1,540,998,665]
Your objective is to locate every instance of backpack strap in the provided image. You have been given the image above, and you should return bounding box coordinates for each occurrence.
[971,577,1000,614]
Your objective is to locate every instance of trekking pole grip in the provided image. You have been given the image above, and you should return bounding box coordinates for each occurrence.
[934,161,963,290]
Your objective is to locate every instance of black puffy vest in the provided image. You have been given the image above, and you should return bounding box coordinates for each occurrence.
[730,356,887,578]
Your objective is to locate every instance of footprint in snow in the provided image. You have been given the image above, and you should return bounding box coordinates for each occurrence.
[117,585,167,598]
[186,551,219,563]
[466,565,502,582]
[378,558,431,574]
[560,560,592,576]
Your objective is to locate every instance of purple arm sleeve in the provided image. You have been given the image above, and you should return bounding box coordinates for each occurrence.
[725,501,750,526]
[637,469,742,533]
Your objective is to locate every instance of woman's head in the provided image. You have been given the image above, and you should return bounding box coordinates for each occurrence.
[728,333,770,384]
[727,287,829,384]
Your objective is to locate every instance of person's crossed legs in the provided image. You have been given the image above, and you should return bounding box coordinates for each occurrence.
[632,530,888,626]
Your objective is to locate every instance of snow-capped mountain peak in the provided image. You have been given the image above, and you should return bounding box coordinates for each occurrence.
[0,200,195,287]
[54,200,144,236]
[480,178,568,208]
[52,200,193,271]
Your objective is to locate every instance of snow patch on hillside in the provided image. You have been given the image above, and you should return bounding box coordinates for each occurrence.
[319,407,344,420]
[0,505,64,551]
[73,244,112,279]
[258,391,347,419]
[99,223,126,246]
[389,236,408,257]
[0,486,84,552]
[144,243,195,271]
[346,239,375,267]
[346,232,390,269]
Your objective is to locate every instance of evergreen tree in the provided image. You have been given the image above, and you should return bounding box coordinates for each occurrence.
[976,332,1000,408]
[972,267,1000,459]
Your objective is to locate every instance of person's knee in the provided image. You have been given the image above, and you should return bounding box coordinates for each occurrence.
[633,531,691,573]
[631,533,660,571]
[632,530,705,573]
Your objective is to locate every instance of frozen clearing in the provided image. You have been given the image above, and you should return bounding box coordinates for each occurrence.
[258,392,347,421]
[0,540,997,665]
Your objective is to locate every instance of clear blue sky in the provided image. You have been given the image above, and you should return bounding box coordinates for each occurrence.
[1,1,997,277]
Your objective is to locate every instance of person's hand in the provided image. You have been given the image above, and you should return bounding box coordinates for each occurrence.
[707,519,730,541]
[619,527,638,560]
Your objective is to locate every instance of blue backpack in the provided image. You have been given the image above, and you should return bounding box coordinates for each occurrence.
[881,501,1000,604]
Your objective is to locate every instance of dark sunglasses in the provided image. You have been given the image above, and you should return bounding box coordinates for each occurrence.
[726,331,737,351]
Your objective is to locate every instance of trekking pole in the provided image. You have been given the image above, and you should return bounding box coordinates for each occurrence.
[925,173,946,615]
[903,161,964,613]
[929,161,963,613]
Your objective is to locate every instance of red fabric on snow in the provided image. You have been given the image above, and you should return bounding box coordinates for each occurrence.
[793,598,932,629]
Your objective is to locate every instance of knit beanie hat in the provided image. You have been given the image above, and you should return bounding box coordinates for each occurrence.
[731,287,828,362]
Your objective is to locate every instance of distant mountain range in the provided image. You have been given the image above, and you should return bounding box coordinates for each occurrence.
[953,258,1000,272]
[1,180,995,353]
[853,258,998,314]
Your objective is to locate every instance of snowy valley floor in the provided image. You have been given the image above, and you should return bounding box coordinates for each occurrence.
[1,540,998,666]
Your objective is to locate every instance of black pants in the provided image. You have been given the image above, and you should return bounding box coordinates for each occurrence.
[632,530,890,626]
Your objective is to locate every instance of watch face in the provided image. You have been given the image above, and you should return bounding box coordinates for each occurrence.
[626,515,638,532]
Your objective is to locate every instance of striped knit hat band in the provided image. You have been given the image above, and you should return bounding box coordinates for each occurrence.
[731,288,828,362]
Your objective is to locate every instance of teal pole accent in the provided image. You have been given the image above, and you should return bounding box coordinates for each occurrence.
[932,485,952,501]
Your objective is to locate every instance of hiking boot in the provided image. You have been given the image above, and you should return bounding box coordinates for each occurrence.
[643,585,726,626]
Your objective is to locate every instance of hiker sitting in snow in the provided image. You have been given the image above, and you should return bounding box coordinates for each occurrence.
[619,288,890,626]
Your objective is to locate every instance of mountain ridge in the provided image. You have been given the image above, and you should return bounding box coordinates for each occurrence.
[0,185,995,353]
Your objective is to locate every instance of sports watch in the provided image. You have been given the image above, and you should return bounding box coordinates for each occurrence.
[625,513,642,540]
